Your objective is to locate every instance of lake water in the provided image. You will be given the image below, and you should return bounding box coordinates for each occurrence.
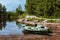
[0,21,24,35]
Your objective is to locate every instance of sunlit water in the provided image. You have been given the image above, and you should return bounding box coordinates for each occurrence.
[0,21,24,35]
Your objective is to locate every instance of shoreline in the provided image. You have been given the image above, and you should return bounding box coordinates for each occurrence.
[0,22,60,40]
[17,18,60,26]
[0,19,59,40]
[0,33,60,40]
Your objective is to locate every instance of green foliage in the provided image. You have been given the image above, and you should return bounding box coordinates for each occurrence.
[27,18,45,22]
[0,3,7,29]
[7,11,18,21]
[26,0,60,18]
[47,19,60,23]
[16,5,23,15]
[26,0,46,16]
[46,20,56,23]
[55,20,60,23]
[6,4,25,21]
[0,3,7,22]
[18,13,27,18]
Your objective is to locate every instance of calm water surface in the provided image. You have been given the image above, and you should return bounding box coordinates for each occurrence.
[0,21,24,35]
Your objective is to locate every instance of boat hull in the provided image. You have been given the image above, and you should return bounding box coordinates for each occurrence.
[22,29,49,35]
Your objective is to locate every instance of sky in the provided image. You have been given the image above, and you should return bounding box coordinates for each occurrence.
[0,0,26,11]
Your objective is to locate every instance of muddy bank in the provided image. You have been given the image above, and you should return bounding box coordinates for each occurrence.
[0,33,60,40]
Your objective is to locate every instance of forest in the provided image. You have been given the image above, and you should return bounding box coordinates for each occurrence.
[0,0,60,21]
[26,0,60,18]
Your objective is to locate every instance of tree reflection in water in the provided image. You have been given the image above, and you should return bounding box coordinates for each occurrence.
[0,4,7,30]
[0,17,7,30]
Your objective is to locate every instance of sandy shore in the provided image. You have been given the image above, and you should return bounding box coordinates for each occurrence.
[0,33,60,40]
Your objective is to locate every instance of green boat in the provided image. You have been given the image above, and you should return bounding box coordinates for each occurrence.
[22,24,50,35]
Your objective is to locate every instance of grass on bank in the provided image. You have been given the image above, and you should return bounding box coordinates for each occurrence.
[27,18,45,22]
[18,13,60,23]
[46,19,60,23]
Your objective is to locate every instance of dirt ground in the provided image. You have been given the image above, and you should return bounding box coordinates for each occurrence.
[0,23,60,40]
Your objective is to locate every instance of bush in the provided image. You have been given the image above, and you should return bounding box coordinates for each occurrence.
[18,13,27,18]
